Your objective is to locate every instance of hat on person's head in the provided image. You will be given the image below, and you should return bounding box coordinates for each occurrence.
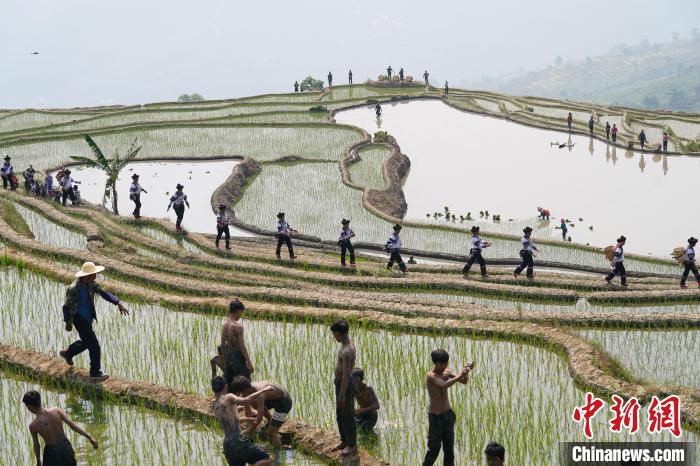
[64,169,71,174]
[176,183,184,190]
[75,261,105,278]
[219,203,226,209]
[523,226,533,234]
[3,155,10,161]
[688,237,698,245]
[132,173,139,179]
[617,235,626,243]
[537,207,542,211]
[341,218,350,225]
[471,226,480,233]
[393,224,402,230]
[277,212,285,218]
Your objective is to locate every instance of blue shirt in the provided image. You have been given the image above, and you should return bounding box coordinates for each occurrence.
[77,283,93,323]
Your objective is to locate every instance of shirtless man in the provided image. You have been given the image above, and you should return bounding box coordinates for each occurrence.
[221,299,254,386]
[423,349,473,466]
[230,375,293,448]
[330,320,357,456]
[22,390,98,466]
[351,367,380,432]
[211,376,273,466]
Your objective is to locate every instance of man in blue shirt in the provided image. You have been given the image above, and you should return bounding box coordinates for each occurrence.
[59,262,129,380]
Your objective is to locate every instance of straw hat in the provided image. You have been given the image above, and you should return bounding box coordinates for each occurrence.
[688,237,698,245]
[471,226,480,233]
[75,261,105,278]
[617,235,626,243]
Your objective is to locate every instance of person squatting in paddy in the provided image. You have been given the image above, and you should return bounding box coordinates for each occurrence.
[351,367,380,433]
[462,225,491,278]
[167,183,190,231]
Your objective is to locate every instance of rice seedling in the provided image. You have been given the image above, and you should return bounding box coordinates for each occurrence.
[347,144,391,190]
[12,202,87,250]
[472,98,502,114]
[1,199,33,238]
[0,110,100,134]
[322,85,426,102]
[644,118,700,140]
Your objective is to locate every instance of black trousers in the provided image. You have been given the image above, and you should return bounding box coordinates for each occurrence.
[606,262,627,285]
[349,77,352,84]
[66,316,101,376]
[606,130,610,139]
[276,235,294,257]
[589,126,594,134]
[463,250,486,275]
[681,262,700,284]
[640,140,645,149]
[612,134,617,143]
[173,204,185,228]
[387,249,406,271]
[663,141,668,152]
[339,239,355,265]
[216,225,231,248]
[423,409,456,466]
[356,411,378,431]
[61,187,76,206]
[43,437,77,466]
[1,175,14,190]
[514,250,534,277]
[334,379,356,447]
[131,193,141,217]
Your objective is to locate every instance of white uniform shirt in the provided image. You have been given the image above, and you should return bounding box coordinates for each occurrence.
[684,247,695,263]
[277,221,291,236]
[217,212,230,228]
[130,182,142,195]
[339,227,354,242]
[521,236,536,253]
[386,233,401,250]
[470,235,485,252]
[61,176,73,190]
[612,246,624,264]
[1,162,12,176]
[169,191,187,207]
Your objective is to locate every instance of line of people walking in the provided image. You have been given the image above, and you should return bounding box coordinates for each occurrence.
[569,114,672,152]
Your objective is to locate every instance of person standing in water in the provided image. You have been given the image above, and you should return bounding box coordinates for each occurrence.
[679,237,700,289]
[211,376,273,466]
[560,218,568,240]
[275,212,298,259]
[220,299,254,386]
[605,235,627,287]
[462,226,491,278]
[514,226,538,279]
[129,173,147,219]
[23,390,99,466]
[216,203,232,250]
[605,121,611,140]
[338,218,356,268]
[386,224,407,273]
[59,262,129,380]
[330,320,357,456]
[167,183,190,231]
[566,112,573,131]
[375,103,382,117]
[348,69,353,85]
[351,367,380,433]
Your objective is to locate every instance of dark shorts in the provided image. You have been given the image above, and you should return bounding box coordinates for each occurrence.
[223,436,270,466]
[356,410,378,431]
[265,392,293,427]
[43,437,77,466]
[223,349,250,385]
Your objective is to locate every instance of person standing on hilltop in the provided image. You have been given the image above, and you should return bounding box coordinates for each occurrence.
[167,183,190,231]
[588,116,595,135]
[567,112,573,131]
[348,69,353,85]
[399,68,404,81]
[129,173,147,219]
[328,71,333,87]
[638,129,647,150]
[444,81,449,96]
[611,124,618,144]
[387,66,393,79]
[605,121,611,140]
[423,70,430,85]
[294,81,299,92]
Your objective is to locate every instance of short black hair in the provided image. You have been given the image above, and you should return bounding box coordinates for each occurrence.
[484,442,505,459]
[431,349,449,364]
[229,299,245,313]
[351,367,364,380]
[211,376,227,393]
[22,390,41,408]
[330,320,349,335]
[230,375,253,394]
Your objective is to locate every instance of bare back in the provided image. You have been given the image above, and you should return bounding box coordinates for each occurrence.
[29,408,66,446]
[221,318,244,353]
[213,395,241,440]
[334,341,356,381]
[426,371,454,415]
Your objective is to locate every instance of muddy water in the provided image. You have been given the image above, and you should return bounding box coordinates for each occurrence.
[336,100,700,258]
[71,160,254,236]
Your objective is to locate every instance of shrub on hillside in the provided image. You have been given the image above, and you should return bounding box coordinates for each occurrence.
[300,76,324,91]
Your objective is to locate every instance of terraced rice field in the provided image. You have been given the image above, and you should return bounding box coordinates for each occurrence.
[1,84,699,465]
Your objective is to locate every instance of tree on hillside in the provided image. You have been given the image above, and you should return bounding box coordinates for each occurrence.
[177,93,204,102]
[555,56,563,66]
[300,76,324,91]
[178,94,192,102]
[70,135,142,214]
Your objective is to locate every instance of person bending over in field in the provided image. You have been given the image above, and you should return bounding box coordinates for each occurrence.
[351,367,380,433]
[23,390,98,466]
[230,375,293,448]
[211,376,274,466]
[484,441,506,466]
[423,349,473,466]
[221,299,254,386]
[331,320,357,456]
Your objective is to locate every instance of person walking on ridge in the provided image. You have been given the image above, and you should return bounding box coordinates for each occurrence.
[330,320,357,456]
[338,218,356,268]
[679,237,700,289]
[59,262,129,380]
[167,183,190,231]
[514,226,538,279]
[611,123,618,144]
[588,116,595,135]
[662,132,669,152]
[348,69,353,85]
[638,129,647,150]
[216,203,232,250]
[387,66,393,79]
[294,81,299,92]
[605,235,627,286]
[386,224,407,273]
[275,212,298,259]
[423,70,429,85]
[2,155,16,190]
[129,173,147,219]
[605,121,611,140]
[566,112,573,131]
[462,226,491,278]
[328,71,333,87]
[23,390,99,466]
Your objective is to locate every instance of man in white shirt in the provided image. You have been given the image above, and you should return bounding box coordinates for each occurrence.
[680,237,700,289]
[514,226,538,279]
[605,235,627,286]
[463,226,491,278]
[129,173,147,219]
[61,169,79,206]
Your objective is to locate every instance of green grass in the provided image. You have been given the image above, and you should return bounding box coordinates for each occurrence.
[2,199,33,238]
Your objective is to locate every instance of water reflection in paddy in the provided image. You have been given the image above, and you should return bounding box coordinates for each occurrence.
[336,100,700,257]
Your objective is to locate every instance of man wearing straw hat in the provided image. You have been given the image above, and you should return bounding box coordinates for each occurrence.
[129,173,147,219]
[605,235,627,287]
[462,226,491,278]
[2,155,16,190]
[679,237,700,289]
[514,226,538,279]
[59,262,129,381]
